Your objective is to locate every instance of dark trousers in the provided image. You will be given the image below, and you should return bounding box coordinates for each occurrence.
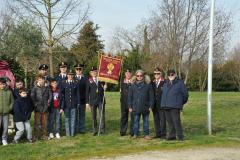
[91,103,105,134]
[76,104,86,133]
[34,112,48,139]
[165,109,183,139]
[120,105,134,136]
[152,107,166,138]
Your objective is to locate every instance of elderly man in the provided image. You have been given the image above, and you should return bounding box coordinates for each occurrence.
[128,70,154,140]
[161,69,188,141]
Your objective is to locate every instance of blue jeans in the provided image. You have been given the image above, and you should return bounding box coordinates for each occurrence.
[133,113,149,136]
[49,108,61,134]
[64,108,76,136]
[76,104,86,133]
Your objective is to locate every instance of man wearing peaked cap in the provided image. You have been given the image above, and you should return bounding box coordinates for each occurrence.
[74,64,84,69]
[53,62,68,135]
[86,66,107,136]
[59,62,68,68]
[38,64,50,87]
[55,62,68,86]
[120,68,134,136]
[38,64,48,70]
[74,64,88,134]
[152,67,166,139]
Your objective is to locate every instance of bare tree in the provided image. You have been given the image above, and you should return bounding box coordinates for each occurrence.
[10,0,90,76]
[149,0,231,84]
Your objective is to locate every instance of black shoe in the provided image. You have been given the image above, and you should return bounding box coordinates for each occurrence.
[120,132,126,136]
[166,137,177,141]
[93,132,97,136]
[153,135,161,139]
[177,136,184,141]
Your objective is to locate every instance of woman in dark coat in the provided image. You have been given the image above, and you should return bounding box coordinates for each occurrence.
[128,70,154,140]
[161,69,188,141]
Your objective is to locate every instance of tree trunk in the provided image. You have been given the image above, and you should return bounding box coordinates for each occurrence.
[24,63,28,88]
[47,0,54,77]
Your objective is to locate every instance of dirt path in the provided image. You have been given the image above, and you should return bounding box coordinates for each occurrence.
[91,147,240,160]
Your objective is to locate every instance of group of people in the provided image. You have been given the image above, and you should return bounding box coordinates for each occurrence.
[120,68,188,141]
[0,62,107,145]
[0,61,188,146]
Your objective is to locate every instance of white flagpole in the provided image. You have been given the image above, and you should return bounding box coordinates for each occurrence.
[208,0,215,135]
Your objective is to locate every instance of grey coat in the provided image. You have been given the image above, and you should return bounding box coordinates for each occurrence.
[31,85,52,113]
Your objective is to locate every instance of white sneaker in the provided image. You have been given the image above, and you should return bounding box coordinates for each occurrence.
[49,133,54,139]
[55,133,61,139]
[2,140,8,146]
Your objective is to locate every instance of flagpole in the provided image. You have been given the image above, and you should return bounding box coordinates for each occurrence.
[207,0,215,135]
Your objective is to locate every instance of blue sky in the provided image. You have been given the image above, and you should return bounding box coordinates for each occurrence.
[87,0,240,51]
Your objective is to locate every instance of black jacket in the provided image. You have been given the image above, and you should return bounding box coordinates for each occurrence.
[161,78,188,109]
[120,79,132,109]
[13,97,34,122]
[60,80,80,109]
[128,75,154,114]
[152,79,165,109]
[86,78,105,106]
[31,85,52,113]
[74,75,88,105]
[55,74,67,89]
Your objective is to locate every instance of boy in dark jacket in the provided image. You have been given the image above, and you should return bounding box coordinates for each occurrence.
[0,78,14,146]
[31,75,52,140]
[13,89,33,143]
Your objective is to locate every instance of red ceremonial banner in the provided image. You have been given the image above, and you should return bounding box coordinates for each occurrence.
[98,54,123,84]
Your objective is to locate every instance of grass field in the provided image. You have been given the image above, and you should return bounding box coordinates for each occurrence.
[0,92,240,160]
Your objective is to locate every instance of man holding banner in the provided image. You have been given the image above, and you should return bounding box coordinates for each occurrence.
[86,54,123,136]
[86,66,107,136]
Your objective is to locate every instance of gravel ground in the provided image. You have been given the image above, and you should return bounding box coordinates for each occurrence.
[90,147,240,160]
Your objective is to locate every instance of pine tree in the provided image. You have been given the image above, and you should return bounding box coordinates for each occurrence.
[71,21,104,74]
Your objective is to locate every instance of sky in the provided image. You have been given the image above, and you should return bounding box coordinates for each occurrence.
[87,0,240,52]
[1,0,240,52]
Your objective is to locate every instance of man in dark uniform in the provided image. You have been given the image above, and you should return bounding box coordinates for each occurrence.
[60,70,80,137]
[86,66,107,136]
[38,64,50,86]
[54,62,68,133]
[74,64,87,134]
[120,68,134,136]
[55,62,68,87]
[152,67,166,139]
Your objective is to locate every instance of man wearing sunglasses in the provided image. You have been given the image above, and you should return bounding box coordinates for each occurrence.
[161,69,188,141]
[128,70,154,140]
[74,64,88,134]
[152,67,166,139]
